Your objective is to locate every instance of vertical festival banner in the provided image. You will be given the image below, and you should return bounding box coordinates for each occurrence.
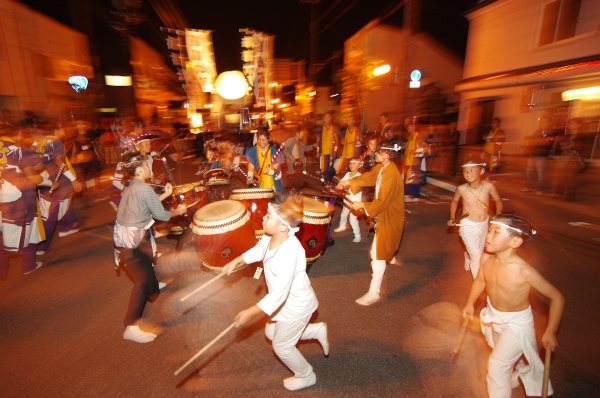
[252,33,273,107]
[185,29,217,94]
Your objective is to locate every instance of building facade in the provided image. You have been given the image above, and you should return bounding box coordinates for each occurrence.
[456,0,600,159]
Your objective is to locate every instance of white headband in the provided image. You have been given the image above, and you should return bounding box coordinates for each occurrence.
[462,162,486,167]
[268,203,300,237]
[490,220,536,235]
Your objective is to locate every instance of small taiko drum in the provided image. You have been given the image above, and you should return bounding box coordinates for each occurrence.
[171,183,204,209]
[229,188,274,241]
[191,200,256,271]
[296,197,330,263]
[203,168,229,185]
[300,190,337,220]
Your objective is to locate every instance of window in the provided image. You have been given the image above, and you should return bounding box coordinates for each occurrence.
[538,0,582,46]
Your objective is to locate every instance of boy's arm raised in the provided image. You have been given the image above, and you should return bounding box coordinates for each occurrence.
[523,265,565,351]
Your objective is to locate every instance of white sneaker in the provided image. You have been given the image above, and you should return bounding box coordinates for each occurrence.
[123,325,157,343]
[333,226,345,233]
[158,281,167,289]
[352,236,361,243]
[58,229,79,237]
[36,250,46,256]
[355,292,380,306]
[283,372,317,391]
[316,322,329,357]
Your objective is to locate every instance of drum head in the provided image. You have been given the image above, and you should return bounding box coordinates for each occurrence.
[203,168,228,179]
[192,199,243,220]
[173,183,196,195]
[302,197,329,215]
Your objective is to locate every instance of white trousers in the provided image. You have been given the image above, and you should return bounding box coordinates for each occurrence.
[459,217,488,278]
[368,235,387,295]
[264,316,320,378]
[481,298,552,397]
[337,206,361,238]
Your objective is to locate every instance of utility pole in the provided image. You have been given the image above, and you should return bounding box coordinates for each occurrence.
[301,0,320,87]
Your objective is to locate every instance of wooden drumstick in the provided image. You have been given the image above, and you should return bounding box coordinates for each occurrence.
[179,261,246,302]
[451,212,470,227]
[452,317,469,364]
[49,164,66,194]
[174,321,237,376]
[542,347,552,398]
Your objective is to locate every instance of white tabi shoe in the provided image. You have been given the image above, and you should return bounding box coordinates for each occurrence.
[283,372,317,391]
[316,322,330,357]
[123,325,157,343]
[333,226,345,233]
[355,292,380,306]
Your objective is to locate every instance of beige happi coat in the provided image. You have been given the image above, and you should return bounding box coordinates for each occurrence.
[348,162,405,260]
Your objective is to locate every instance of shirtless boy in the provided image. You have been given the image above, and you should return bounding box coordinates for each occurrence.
[462,213,564,397]
[448,157,503,278]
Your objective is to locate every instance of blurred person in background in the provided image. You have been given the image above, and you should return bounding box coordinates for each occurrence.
[282,129,315,175]
[378,112,393,139]
[335,113,362,177]
[553,118,586,202]
[403,116,426,200]
[0,128,56,279]
[314,111,340,182]
[522,116,556,195]
[70,122,101,192]
[28,129,83,255]
[482,117,505,181]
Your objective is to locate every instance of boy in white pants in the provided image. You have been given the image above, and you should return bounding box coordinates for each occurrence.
[223,193,329,391]
[334,158,362,242]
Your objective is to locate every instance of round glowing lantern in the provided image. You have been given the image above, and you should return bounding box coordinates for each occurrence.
[215,71,248,100]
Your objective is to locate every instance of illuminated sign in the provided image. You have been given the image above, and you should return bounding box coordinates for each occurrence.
[410,70,421,88]
[69,76,88,93]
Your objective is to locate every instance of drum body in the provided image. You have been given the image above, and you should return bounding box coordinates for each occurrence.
[229,188,274,240]
[300,191,336,219]
[192,200,256,271]
[296,197,330,263]
[171,183,206,209]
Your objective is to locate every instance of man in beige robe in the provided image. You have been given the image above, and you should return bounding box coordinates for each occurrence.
[337,138,405,305]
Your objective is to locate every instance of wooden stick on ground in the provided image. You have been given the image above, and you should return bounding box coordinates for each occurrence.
[452,317,470,364]
[542,347,552,398]
[174,321,237,376]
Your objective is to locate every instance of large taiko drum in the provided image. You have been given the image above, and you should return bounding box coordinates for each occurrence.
[296,197,330,263]
[229,188,274,241]
[170,183,207,209]
[191,200,256,271]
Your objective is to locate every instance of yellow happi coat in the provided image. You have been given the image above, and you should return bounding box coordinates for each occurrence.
[348,162,405,260]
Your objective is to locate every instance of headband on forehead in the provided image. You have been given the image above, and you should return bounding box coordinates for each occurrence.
[378,143,403,152]
[349,159,362,164]
[268,203,300,237]
[490,220,536,236]
[462,162,486,168]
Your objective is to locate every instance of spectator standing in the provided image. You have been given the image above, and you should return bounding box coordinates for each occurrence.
[482,117,505,180]
[522,117,556,195]
[554,118,586,201]
[336,113,362,177]
[314,112,340,181]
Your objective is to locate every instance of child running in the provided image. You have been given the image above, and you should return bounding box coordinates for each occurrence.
[462,213,564,397]
[223,193,329,391]
[448,156,503,278]
[333,157,363,243]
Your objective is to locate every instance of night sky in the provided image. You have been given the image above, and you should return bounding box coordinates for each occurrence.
[19,0,473,84]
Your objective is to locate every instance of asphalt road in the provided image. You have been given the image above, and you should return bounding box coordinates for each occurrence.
[1,152,599,397]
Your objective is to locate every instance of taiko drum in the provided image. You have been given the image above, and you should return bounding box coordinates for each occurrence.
[191,200,256,271]
[296,197,331,263]
[229,188,274,241]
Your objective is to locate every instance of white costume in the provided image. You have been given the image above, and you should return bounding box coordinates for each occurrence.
[459,217,488,278]
[243,235,323,381]
[480,297,553,397]
[336,171,362,240]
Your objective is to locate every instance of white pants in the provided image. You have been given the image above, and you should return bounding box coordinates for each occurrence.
[367,235,387,295]
[337,206,361,238]
[265,316,320,378]
[481,298,552,397]
[459,217,488,279]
